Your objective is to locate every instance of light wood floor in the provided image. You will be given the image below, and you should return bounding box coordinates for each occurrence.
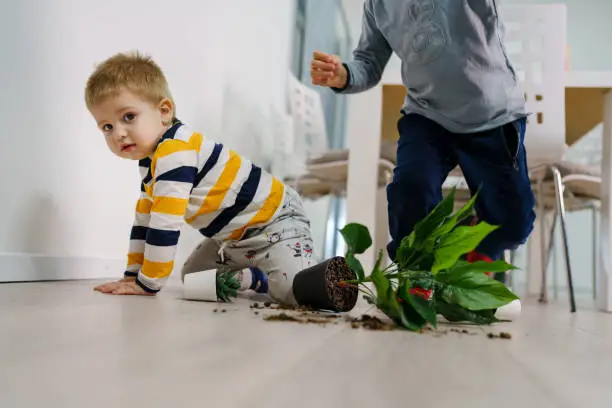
[1,280,611,408]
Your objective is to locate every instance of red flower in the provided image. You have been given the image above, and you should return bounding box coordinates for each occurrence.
[410,287,433,301]
[466,251,494,277]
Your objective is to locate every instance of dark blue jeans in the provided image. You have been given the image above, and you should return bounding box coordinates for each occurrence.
[386,113,536,263]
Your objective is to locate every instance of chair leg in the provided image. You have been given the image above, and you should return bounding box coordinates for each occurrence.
[592,204,598,300]
[536,176,549,302]
[540,209,558,303]
[551,166,577,313]
[506,250,515,290]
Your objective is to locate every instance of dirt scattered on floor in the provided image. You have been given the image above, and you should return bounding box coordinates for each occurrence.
[263,313,301,323]
[349,315,397,331]
[262,312,334,326]
[251,302,511,339]
[487,331,512,340]
[449,328,473,335]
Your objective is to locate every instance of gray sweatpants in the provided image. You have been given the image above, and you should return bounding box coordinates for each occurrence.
[181,187,316,305]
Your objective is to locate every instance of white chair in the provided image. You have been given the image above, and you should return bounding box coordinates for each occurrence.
[284,73,395,200]
[534,165,601,305]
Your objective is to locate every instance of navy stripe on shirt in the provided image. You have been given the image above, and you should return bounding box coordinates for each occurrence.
[136,277,159,293]
[156,166,198,184]
[194,143,223,186]
[130,226,148,240]
[199,164,261,237]
[146,228,181,247]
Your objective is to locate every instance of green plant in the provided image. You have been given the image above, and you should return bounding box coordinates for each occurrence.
[339,188,519,331]
[216,270,241,302]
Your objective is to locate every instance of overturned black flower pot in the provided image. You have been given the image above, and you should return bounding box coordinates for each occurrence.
[292,256,358,312]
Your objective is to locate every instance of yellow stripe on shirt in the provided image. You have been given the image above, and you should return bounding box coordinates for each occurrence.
[127,252,144,267]
[228,177,285,240]
[188,132,203,152]
[150,135,201,178]
[151,196,189,216]
[141,259,175,279]
[136,198,153,214]
[186,150,242,223]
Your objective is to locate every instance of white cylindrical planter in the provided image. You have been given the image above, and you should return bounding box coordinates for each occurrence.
[183,270,218,302]
[495,299,521,321]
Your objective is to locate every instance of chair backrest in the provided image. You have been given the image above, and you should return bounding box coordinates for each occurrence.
[499,4,567,168]
[286,72,329,162]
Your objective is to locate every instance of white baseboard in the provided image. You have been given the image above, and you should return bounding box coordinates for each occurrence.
[0,253,124,282]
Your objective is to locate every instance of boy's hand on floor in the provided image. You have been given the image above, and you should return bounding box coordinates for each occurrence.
[94,278,154,296]
[310,51,347,88]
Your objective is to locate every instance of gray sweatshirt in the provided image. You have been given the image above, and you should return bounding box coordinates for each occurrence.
[337,0,526,133]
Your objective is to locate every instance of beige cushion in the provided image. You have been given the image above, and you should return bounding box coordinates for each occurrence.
[306,140,398,165]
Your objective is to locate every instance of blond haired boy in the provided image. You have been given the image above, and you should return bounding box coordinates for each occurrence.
[87,51,315,304]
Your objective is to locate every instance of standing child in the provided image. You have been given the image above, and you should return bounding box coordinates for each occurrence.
[310,0,536,280]
[87,51,315,304]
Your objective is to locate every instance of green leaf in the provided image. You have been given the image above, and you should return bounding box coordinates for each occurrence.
[394,189,456,266]
[345,253,365,281]
[368,253,426,331]
[411,188,456,246]
[339,223,372,254]
[395,237,416,268]
[431,222,499,274]
[435,301,500,325]
[398,300,428,331]
[340,223,372,280]
[394,189,457,268]
[430,192,478,242]
[437,265,519,310]
[399,282,437,328]
[369,254,397,315]
[437,260,518,279]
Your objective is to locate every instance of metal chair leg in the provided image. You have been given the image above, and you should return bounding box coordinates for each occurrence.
[540,209,558,303]
[536,176,549,303]
[506,250,516,291]
[551,166,577,313]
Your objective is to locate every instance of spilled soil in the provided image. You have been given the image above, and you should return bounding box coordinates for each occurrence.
[245,302,513,339]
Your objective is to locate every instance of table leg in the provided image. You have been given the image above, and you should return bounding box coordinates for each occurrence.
[598,90,612,312]
[345,87,382,273]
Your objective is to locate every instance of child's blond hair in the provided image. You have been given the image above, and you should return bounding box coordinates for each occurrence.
[85,51,175,115]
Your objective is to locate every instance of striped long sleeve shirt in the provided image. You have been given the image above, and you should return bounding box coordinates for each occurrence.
[124,119,286,293]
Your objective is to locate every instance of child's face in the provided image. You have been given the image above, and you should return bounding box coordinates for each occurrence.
[89,90,173,160]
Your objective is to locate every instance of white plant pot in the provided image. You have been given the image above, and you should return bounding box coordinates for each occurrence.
[494,299,521,321]
[183,270,218,302]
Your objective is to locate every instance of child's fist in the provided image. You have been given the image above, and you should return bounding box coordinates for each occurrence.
[310,51,347,89]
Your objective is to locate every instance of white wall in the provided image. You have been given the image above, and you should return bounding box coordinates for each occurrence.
[502,0,612,71]
[0,0,295,281]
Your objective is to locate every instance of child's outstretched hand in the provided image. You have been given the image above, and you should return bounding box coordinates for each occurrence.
[94,277,154,296]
